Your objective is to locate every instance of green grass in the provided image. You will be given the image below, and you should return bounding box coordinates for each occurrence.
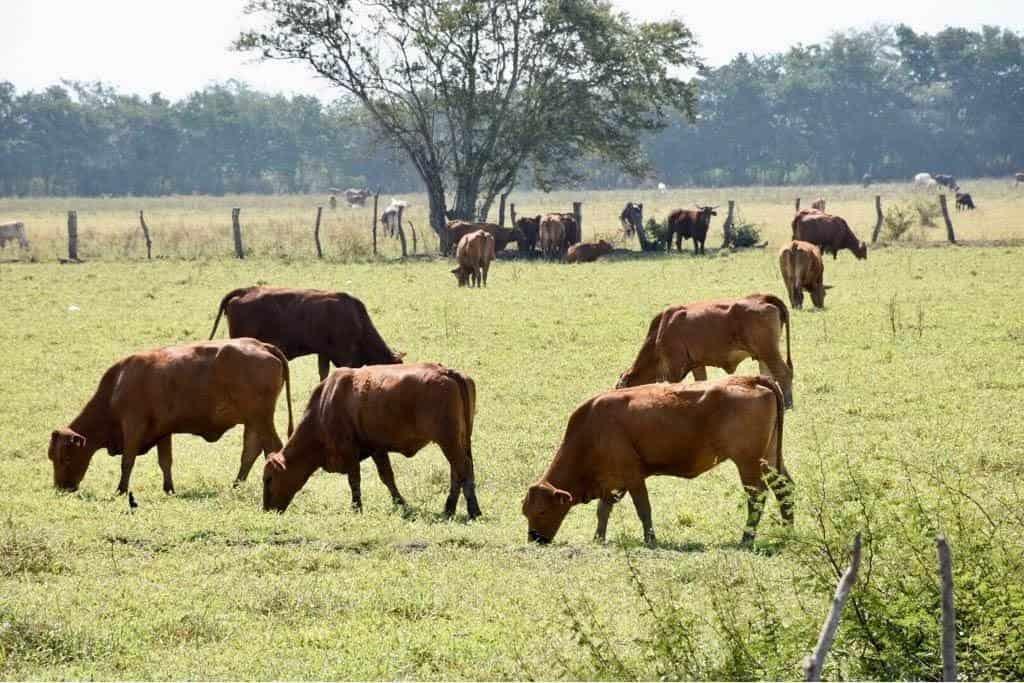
[1,188,1024,679]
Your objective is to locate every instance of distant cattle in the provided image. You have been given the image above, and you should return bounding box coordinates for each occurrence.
[566,240,612,263]
[1015,172,1024,185]
[263,362,480,519]
[0,221,29,250]
[328,195,338,210]
[49,338,292,494]
[381,199,410,237]
[209,286,402,380]
[861,173,873,187]
[539,214,566,260]
[445,221,523,256]
[666,206,717,255]
[955,192,976,211]
[619,202,642,238]
[522,375,792,547]
[344,188,372,207]
[514,215,541,254]
[557,212,581,249]
[791,209,867,260]
[811,198,826,212]
[933,174,958,191]
[616,293,794,408]
[452,229,495,287]
[779,240,827,309]
[914,172,937,188]
[657,182,668,193]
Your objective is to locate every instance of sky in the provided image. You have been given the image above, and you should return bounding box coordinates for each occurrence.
[2,0,1022,100]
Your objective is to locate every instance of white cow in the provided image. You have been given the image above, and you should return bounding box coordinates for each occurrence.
[914,172,937,188]
[0,221,29,249]
[381,200,410,237]
[344,188,371,207]
[657,182,668,194]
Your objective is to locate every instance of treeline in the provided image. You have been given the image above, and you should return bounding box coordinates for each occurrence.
[2,24,1022,197]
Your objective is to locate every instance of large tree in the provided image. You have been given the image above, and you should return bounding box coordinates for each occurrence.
[237,0,700,247]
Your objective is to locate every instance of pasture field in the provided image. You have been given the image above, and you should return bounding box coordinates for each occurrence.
[2,187,1024,679]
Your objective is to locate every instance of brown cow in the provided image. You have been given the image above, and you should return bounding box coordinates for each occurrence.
[451,229,496,287]
[539,214,566,260]
[558,213,581,249]
[209,287,402,381]
[262,362,481,519]
[616,293,794,408]
[667,206,717,254]
[49,338,293,495]
[779,240,827,309]
[566,240,612,263]
[445,220,522,255]
[515,215,541,255]
[522,375,792,547]
[791,209,867,260]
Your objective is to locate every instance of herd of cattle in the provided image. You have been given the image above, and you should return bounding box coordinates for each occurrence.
[46,199,877,547]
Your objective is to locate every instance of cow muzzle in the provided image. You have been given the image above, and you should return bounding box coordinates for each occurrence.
[527,529,551,545]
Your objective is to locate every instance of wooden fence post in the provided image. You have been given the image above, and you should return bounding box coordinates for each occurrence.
[231,208,244,259]
[396,204,408,258]
[572,201,582,242]
[498,190,510,227]
[795,197,801,212]
[510,202,517,227]
[313,206,324,259]
[937,536,957,682]
[371,193,379,256]
[409,221,418,254]
[65,210,80,262]
[871,195,883,243]
[138,210,152,260]
[803,533,862,681]
[721,199,736,248]
[939,195,956,243]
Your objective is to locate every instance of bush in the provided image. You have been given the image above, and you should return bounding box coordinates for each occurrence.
[883,203,916,240]
[727,214,762,248]
[914,199,940,227]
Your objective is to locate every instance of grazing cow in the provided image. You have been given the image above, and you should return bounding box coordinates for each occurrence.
[344,188,371,207]
[955,192,976,211]
[566,240,612,263]
[791,209,867,260]
[451,229,495,287]
[0,221,29,250]
[514,215,541,254]
[539,214,566,260]
[811,198,826,212]
[616,293,794,408]
[209,286,402,381]
[1016,172,1024,185]
[262,362,481,519]
[619,202,642,238]
[914,172,937,188]
[49,338,293,494]
[666,206,717,255]
[779,240,827,309]
[933,174,958,191]
[445,220,522,255]
[861,173,873,187]
[381,199,409,237]
[522,375,792,547]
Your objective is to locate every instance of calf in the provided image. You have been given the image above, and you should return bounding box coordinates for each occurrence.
[49,338,293,494]
[209,287,402,381]
[522,376,792,547]
[451,229,495,287]
[779,240,827,309]
[539,214,566,260]
[0,221,29,250]
[955,192,975,211]
[262,362,480,518]
[666,206,717,255]
[791,209,867,259]
[619,202,642,238]
[616,293,794,408]
[566,240,612,263]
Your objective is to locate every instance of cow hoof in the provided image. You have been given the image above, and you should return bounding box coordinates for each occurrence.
[164,487,175,495]
[115,487,128,496]
[350,502,362,513]
[740,533,755,547]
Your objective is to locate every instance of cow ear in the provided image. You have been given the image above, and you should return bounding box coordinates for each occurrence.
[553,488,574,505]
[71,434,86,448]
[266,453,287,473]
[450,268,460,275]
[823,285,834,290]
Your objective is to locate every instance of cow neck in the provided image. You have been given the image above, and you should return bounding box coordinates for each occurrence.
[68,394,116,454]
[541,451,586,503]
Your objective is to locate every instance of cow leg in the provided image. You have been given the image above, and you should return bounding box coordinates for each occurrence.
[691,366,708,382]
[370,451,406,507]
[692,238,699,256]
[116,426,143,495]
[737,461,768,546]
[629,483,656,547]
[235,424,264,484]
[318,354,330,381]
[157,436,174,494]
[442,449,481,519]
[594,497,614,542]
[760,354,793,409]
[348,463,362,512]
[764,463,795,527]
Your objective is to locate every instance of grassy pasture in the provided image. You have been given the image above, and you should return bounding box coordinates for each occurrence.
[1,186,1024,679]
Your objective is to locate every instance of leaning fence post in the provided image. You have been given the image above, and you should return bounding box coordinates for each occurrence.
[231,208,244,259]
[721,199,736,248]
[938,195,956,243]
[313,206,324,259]
[871,195,883,243]
[138,210,152,259]
[572,201,583,242]
[371,193,380,256]
[510,202,517,227]
[408,221,418,254]
[937,536,957,682]
[795,197,801,212]
[396,204,408,258]
[67,210,79,262]
[803,533,863,681]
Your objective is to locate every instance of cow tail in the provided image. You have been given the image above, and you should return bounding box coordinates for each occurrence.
[209,287,249,340]
[445,369,474,461]
[266,343,294,436]
[756,375,785,475]
[789,246,801,306]
[790,211,802,239]
[762,294,792,371]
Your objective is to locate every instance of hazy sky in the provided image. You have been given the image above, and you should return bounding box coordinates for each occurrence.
[3,0,1022,99]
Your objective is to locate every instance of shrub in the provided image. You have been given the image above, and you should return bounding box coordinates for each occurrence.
[914,199,940,227]
[727,213,762,248]
[883,203,916,240]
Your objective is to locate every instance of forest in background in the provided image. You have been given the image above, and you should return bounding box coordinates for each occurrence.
[1,23,1021,197]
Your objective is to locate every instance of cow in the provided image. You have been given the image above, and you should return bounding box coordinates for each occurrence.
[657,182,668,194]
[49,338,293,495]
[791,209,867,260]
[914,172,937,188]
[566,240,612,264]
[1016,172,1024,185]
[619,202,642,238]
[933,174,958,191]
[0,221,29,250]
[208,287,402,381]
[381,199,409,237]
[616,293,794,409]
[514,215,541,255]
[539,214,566,260]
[522,375,792,547]
[451,229,495,287]
[262,362,481,519]
[955,192,976,211]
[861,173,873,187]
[445,220,523,256]
[811,198,826,212]
[557,213,581,249]
[779,240,827,309]
[344,188,371,207]
[666,206,717,255]
[328,195,338,210]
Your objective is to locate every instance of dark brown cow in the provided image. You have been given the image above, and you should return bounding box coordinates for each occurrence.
[49,338,293,494]
[452,229,496,287]
[791,209,867,260]
[779,240,827,309]
[262,362,480,518]
[539,214,566,260]
[667,206,717,255]
[522,375,792,546]
[955,192,976,211]
[616,293,794,408]
[445,221,523,255]
[619,202,642,238]
[558,213,581,249]
[566,240,612,263]
[209,287,402,380]
[515,215,541,254]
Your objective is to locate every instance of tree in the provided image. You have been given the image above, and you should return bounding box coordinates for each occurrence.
[237,0,700,248]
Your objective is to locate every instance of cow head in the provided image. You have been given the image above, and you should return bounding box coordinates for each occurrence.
[262,451,317,512]
[853,241,868,260]
[696,205,718,225]
[596,240,613,256]
[522,481,574,544]
[451,266,471,287]
[48,428,91,491]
